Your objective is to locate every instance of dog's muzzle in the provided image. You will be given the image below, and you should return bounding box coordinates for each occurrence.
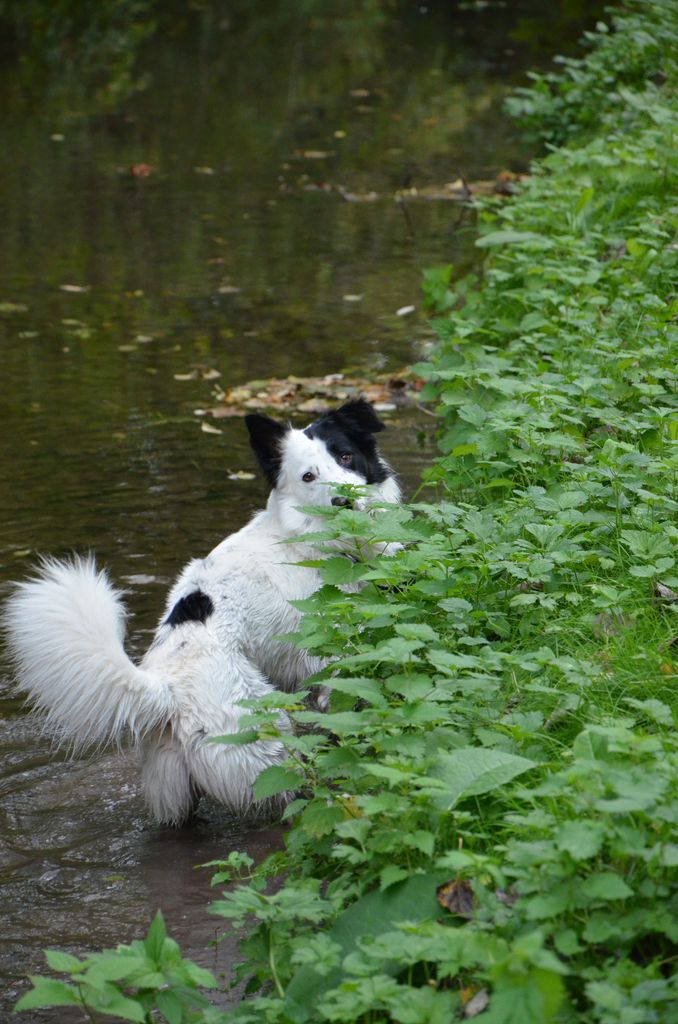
[331,496,354,508]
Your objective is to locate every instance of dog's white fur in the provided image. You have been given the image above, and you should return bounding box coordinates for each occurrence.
[4,404,400,825]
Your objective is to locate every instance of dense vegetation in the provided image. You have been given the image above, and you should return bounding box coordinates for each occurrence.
[15,1,677,1021]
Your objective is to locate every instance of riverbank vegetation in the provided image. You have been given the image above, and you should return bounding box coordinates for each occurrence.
[16,1,677,1021]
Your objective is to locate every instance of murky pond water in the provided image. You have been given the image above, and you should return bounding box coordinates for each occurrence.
[0,2,601,1015]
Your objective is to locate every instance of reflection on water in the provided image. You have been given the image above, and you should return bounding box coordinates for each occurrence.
[0,2,602,1016]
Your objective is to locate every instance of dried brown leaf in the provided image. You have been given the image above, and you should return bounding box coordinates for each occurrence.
[655,582,677,603]
[464,989,490,1018]
[436,878,474,917]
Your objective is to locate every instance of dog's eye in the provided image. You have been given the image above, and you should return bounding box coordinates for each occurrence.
[302,471,316,483]
[339,453,353,465]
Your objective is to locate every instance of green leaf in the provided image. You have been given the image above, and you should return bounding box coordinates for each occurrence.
[253,766,301,800]
[285,873,447,1022]
[625,698,673,725]
[425,747,536,808]
[324,676,386,705]
[575,186,595,213]
[44,949,84,973]
[144,911,167,963]
[555,821,606,860]
[379,865,410,891]
[155,989,184,1024]
[86,989,147,1022]
[394,622,440,642]
[579,872,633,902]
[345,636,425,664]
[300,800,344,837]
[14,977,81,1010]
[85,954,149,984]
[458,403,489,427]
[319,557,368,586]
[210,729,261,745]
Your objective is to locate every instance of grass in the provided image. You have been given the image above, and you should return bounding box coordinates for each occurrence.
[15,2,678,1022]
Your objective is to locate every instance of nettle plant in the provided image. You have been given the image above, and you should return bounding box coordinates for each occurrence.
[504,0,677,145]
[196,487,676,1022]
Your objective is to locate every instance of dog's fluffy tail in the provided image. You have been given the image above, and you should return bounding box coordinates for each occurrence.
[3,557,175,748]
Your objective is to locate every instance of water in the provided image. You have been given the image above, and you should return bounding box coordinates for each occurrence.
[0,2,601,1015]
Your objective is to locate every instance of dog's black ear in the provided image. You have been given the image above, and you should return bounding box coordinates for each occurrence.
[333,399,385,435]
[245,414,288,488]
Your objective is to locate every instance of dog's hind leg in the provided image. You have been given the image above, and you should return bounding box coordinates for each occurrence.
[141,737,199,826]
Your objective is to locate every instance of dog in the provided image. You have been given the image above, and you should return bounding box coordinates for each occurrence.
[3,400,400,825]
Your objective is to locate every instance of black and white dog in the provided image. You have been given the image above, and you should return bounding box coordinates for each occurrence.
[4,400,400,825]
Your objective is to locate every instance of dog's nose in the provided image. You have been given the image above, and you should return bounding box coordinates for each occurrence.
[331,496,353,508]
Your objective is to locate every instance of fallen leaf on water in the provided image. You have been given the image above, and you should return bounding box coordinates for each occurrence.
[227,470,256,481]
[295,173,529,205]
[60,284,90,293]
[175,367,221,382]
[297,398,333,414]
[130,163,154,178]
[396,305,416,317]
[217,285,242,295]
[209,406,245,418]
[338,189,379,203]
[297,150,333,160]
[208,369,426,418]
[201,422,222,435]
[342,294,363,303]
[0,302,28,313]
[436,878,475,917]
[194,166,215,175]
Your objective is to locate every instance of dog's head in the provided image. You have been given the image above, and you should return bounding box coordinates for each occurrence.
[245,399,400,534]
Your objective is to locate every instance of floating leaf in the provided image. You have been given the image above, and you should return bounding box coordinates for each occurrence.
[130,163,153,178]
[0,301,28,313]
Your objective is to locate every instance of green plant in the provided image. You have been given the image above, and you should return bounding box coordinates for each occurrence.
[15,912,217,1022]
[505,0,677,145]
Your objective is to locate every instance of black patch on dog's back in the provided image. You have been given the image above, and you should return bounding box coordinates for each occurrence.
[165,590,214,628]
[304,400,389,484]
